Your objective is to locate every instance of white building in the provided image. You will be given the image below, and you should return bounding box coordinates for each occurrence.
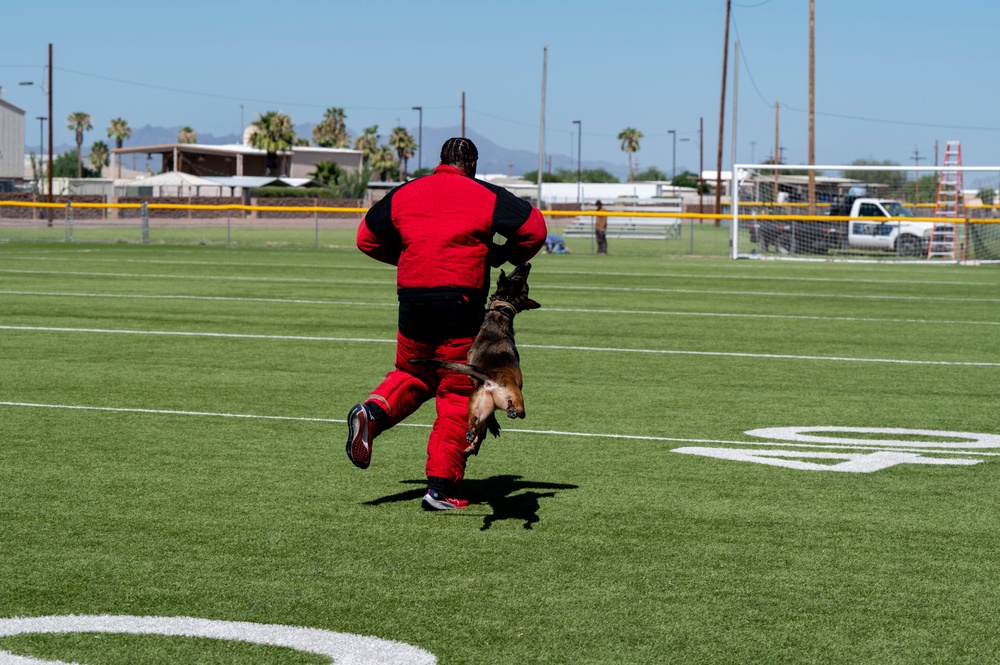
[0,95,26,184]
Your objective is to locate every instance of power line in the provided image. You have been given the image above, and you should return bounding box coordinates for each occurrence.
[54,66,449,113]
[781,103,1000,132]
[730,12,773,108]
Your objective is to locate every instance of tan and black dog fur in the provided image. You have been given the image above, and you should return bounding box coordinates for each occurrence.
[410,262,540,455]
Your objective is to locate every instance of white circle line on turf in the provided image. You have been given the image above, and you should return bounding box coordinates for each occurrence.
[0,615,436,665]
[2,401,998,457]
[2,325,997,366]
[2,291,998,327]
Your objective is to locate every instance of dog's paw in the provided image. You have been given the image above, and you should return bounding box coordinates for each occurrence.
[506,407,518,419]
[466,429,477,444]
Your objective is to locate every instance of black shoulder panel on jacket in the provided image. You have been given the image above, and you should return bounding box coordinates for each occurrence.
[478,179,533,236]
[364,188,396,237]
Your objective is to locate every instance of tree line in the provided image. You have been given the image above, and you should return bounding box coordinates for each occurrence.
[51,108,418,186]
[53,116,974,202]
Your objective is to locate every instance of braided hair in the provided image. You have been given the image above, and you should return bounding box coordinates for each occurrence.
[439,137,479,167]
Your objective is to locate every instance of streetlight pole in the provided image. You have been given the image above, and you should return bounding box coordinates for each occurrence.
[572,120,581,205]
[35,116,46,190]
[20,77,50,218]
[668,129,676,182]
[411,106,423,173]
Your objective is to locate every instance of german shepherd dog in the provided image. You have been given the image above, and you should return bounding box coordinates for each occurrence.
[410,262,540,456]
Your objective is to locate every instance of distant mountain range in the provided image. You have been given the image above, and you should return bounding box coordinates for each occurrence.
[29,124,631,180]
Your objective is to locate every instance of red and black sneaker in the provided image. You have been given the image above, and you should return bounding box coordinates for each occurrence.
[346,403,376,469]
[421,489,469,511]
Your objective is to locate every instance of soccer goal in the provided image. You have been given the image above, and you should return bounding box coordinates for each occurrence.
[730,163,1000,263]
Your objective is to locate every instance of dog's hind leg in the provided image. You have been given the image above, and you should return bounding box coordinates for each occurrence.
[465,387,494,450]
[495,386,526,419]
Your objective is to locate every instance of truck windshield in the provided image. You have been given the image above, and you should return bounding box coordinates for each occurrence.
[882,201,915,217]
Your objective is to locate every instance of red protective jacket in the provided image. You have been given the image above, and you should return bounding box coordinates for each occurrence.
[357,165,547,296]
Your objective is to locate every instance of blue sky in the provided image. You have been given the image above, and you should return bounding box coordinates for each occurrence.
[3,0,999,181]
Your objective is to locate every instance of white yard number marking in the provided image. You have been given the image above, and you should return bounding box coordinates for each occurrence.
[673,427,998,473]
[0,615,436,665]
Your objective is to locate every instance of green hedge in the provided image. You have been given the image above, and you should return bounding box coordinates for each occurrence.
[252,187,344,199]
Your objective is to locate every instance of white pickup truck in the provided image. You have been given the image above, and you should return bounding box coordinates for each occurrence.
[754,196,945,257]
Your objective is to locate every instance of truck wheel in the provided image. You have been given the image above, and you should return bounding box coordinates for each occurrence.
[896,234,921,257]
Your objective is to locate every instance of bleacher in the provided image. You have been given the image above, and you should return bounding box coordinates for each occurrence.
[562,199,683,239]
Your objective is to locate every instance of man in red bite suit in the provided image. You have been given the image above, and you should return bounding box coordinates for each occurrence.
[346,137,547,511]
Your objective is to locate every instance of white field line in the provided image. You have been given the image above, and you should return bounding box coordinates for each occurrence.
[2,290,998,327]
[2,269,999,303]
[1,254,996,287]
[0,325,393,344]
[0,253,398,273]
[0,268,380,285]
[2,400,998,457]
[544,284,1000,303]
[2,325,998,366]
[0,290,398,308]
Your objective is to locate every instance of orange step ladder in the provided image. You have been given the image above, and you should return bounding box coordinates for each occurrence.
[927,141,964,260]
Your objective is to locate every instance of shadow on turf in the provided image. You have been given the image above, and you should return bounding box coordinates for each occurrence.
[363,475,578,530]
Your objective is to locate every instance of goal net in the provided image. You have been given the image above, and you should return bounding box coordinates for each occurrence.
[730,163,1000,263]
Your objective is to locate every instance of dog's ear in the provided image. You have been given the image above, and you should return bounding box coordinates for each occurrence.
[496,269,509,288]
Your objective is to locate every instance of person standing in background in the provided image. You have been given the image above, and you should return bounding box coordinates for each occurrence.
[594,200,608,255]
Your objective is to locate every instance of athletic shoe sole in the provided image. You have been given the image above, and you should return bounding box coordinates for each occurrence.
[421,491,469,511]
[346,403,372,469]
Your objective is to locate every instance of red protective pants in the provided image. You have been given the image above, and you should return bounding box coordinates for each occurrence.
[366,330,476,482]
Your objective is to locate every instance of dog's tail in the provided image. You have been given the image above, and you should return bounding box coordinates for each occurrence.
[408,358,490,383]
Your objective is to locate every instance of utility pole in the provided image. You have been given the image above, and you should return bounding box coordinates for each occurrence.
[47,43,54,226]
[668,129,676,181]
[699,116,704,215]
[774,101,780,210]
[412,106,423,172]
[715,0,732,225]
[573,119,582,205]
[461,92,465,137]
[807,0,816,216]
[537,46,547,208]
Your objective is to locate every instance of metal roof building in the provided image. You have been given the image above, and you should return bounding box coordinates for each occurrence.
[0,96,26,183]
[110,143,362,181]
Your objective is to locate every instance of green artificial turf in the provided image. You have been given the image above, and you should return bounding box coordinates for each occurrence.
[1,242,998,663]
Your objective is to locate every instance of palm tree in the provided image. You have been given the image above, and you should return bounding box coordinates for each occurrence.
[310,160,342,187]
[389,126,417,180]
[107,118,131,150]
[312,107,349,148]
[250,111,296,176]
[353,125,380,165]
[67,112,93,178]
[89,141,109,176]
[371,145,398,182]
[107,118,131,177]
[177,126,198,144]
[617,127,643,181]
